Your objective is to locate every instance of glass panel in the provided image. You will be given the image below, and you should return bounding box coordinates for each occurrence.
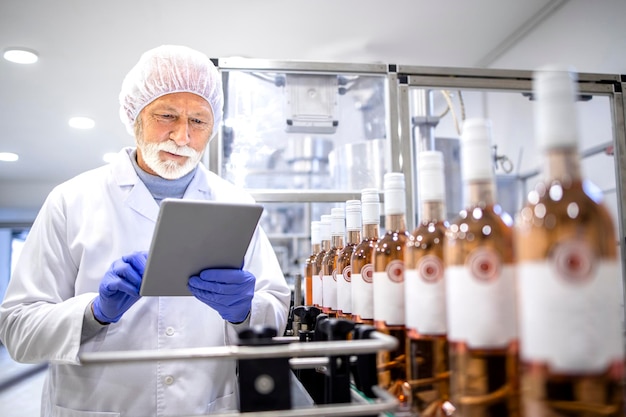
[406,87,618,233]
[221,70,390,192]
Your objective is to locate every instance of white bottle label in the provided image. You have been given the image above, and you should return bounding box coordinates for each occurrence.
[352,263,374,319]
[312,270,323,306]
[323,273,337,310]
[518,252,623,373]
[373,260,405,325]
[446,247,517,348]
[405,255,446,334]
[337,265,352,313]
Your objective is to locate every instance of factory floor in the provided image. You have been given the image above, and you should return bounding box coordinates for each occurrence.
[0,345,46,417]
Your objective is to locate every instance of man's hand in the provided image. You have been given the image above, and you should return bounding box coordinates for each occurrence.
[188,268,255,323]
[92,251,147,324]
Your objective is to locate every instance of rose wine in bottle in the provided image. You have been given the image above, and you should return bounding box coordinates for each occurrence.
[351,188,380,326]
[322,208,345,317]
[444,119,519,417]
[305,220,321,306]
[405,150,451,416]
[374,172,412,412]
[312,215,332,309]
[516,67,624,416]
[337,200,361,320]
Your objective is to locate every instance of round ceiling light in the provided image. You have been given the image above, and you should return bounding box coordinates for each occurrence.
[0,152,19,162]
[3,48,39,64]
[69,116,95,129]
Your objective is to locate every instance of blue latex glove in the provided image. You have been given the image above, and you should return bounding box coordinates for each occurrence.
[92,251,148,324]
[188,268,256,323]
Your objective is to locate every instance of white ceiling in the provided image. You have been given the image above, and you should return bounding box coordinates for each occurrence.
[1,0,625,215]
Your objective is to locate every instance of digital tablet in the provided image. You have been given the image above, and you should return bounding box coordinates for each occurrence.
[139,199,264,296]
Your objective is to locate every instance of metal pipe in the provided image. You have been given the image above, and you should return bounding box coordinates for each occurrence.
[79,331,398,365]
[411,89,438,152]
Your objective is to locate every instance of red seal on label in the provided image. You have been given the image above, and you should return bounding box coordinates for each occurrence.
[342,265,352,282]
[466,247,500,282]
[386,260,404,283]
[552,240,595,284]
[418,255,444,283]
[361,264,374,283]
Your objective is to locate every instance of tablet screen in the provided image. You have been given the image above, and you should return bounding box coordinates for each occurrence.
[139,199,264,296]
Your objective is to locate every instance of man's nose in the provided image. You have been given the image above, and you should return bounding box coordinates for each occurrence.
[170,119,191,146]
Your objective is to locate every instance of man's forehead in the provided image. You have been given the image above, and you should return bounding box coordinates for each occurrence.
[149,92,210,106]
[146,93,213,115]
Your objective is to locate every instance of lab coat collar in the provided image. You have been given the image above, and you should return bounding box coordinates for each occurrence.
[111,147,214,222]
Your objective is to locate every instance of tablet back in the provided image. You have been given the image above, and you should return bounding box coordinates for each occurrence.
[139,199,264,296]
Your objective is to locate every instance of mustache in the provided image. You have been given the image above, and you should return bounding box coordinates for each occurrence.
[158,141,198,157]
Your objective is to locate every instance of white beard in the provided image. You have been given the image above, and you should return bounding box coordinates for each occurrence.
[137,138,202,180]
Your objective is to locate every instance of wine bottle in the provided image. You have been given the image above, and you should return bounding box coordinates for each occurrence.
[337,200,361,320]
[516,67,624,416]
[351,188,380,326]
[405,150,451,416]
[374,172,412,411]
[305,220,321,306]
[322,208,345,317]
[312,214,332,309]
[444,118,519,417]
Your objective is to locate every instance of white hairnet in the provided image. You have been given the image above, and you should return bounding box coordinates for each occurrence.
[119,45,223,138]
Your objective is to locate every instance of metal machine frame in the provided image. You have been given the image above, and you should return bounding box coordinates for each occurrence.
[210,59,624,231]
[210,58,398,205]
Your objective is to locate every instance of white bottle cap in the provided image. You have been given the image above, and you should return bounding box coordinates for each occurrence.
[361,188,380,225]
[310,220,321,245]
[383,172,406,215]
[461,118,495,182]
[418,150,446,202]
[345,200,362,231]
[320,215,332,242]
[533,65,580,150]
[330,207,345,236]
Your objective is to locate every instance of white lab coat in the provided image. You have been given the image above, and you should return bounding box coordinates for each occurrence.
[0,148,291,417]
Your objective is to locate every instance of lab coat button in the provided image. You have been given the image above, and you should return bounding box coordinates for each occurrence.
[164,375,174,385]
[165,327,175,336]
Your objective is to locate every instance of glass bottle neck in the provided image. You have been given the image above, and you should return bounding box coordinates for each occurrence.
[466,180,496,207]
[545,147,581,182]
[362,223,380,240]
[420,201,446,223]
[321,240,331,251]
[331,236,344,249]
[311,243,321,254]
[385,213,406,232]
[346,230,361,245]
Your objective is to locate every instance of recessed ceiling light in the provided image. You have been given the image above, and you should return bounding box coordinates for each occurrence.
[0,152,19,162]
[69,116,95,129]
[3,48,39,64]
[103,153,117,163]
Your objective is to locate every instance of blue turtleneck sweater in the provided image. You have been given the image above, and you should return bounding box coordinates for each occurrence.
[129,150,197,204]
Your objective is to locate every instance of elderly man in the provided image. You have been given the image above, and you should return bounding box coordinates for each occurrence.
[0,45,291,416]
